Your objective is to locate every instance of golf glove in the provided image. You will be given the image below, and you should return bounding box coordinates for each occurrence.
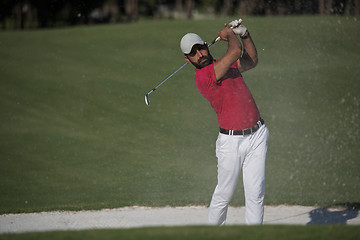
[228,19,247,37]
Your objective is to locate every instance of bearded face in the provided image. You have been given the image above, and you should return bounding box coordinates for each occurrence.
[185,44,214,69]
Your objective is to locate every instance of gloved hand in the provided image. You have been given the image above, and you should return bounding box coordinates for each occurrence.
[228,19,247,37]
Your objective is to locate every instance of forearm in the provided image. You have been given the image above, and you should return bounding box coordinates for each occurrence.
[238,31,258,72]
[227,33,243,60]
[242,31,258,64]
[214,29,242,80]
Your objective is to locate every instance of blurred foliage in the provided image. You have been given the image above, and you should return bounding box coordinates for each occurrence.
[1,0,359,30]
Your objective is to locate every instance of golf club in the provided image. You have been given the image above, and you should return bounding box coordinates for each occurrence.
[144,62,188,106]
[144,19,242,106]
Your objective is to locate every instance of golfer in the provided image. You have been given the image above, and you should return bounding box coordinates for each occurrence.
[180,19,269,225]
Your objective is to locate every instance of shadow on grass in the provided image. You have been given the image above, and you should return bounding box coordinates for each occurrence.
[307,202,359,225]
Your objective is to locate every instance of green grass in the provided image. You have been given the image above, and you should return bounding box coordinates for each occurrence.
[0,225,359,240]
[0,16,359,214]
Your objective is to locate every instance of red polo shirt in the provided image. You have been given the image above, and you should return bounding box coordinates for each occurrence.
[195,61,260,130]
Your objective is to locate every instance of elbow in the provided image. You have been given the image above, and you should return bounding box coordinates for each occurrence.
[244,57,258,72]
[251,55,258,69]
[253,57,258,67]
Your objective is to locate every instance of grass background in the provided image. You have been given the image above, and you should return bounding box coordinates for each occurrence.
[0,16,359,216]
[1,225,359,240]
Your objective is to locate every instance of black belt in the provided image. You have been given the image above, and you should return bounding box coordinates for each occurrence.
[220,118,265,136]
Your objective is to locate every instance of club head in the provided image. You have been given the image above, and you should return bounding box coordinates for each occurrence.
[145,94,150,106]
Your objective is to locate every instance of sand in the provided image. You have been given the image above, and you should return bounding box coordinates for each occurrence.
[1,205,359,234]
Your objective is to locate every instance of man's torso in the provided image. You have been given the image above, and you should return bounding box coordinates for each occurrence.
[195,61,260,130]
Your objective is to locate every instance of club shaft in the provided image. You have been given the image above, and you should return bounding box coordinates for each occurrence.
[147,37,220,96]
[148,62,188,95]
[208,37,220,47]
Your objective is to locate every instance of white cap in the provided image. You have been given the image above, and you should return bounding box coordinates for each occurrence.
[180,33,204,54]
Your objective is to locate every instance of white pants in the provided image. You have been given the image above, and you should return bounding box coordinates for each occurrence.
[208,125,269,225]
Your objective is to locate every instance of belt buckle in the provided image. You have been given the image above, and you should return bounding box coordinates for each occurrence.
[257,120,262,128]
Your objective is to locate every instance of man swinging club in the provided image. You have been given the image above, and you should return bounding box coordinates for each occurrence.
[180,19,269,225]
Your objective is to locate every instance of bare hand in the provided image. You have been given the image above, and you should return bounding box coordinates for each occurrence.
[217,26,235,42]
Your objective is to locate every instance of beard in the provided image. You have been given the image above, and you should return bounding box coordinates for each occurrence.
[188,54,214,69]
